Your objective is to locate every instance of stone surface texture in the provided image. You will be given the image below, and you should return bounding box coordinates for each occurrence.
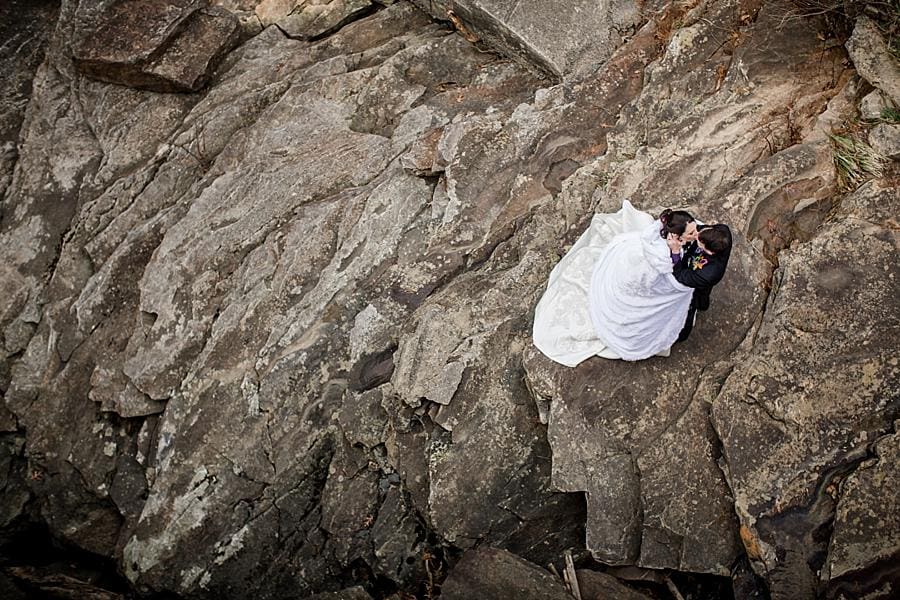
[846,16,900,106]
[440,546,572,600]
[869,123,900,160]
[1,0,898,598]
[823,425,900,598]
[410,0,641,79]
[73,0,241,92]
[575,568,655,600]
[711,178,900,598]
[256,0,376,39]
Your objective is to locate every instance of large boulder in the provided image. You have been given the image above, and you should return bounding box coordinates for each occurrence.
[255,0,375,39]
[440,546,571,600]
[523,0,851,578]
[823,427,900,598]
[846,16,900,106]
[73,0,241,92]
[711,178,900,599]
[409,0,641,79]
[523,226,767,574]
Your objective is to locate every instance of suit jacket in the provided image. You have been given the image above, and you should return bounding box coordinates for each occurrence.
[673,224,731,310]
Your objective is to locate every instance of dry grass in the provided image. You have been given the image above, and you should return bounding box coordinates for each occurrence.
[829,132,886,189]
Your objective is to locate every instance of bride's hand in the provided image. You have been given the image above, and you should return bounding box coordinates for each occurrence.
[666,233,683,253]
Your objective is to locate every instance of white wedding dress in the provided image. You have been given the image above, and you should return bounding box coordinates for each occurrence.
[533,201,693,366]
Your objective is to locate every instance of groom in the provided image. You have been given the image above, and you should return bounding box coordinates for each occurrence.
[667,223,733,342]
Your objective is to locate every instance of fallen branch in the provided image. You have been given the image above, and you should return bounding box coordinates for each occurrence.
[564,550,582,600]
[666,576,686,600]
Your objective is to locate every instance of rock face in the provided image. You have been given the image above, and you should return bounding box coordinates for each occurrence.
[440,547,572,600]
[824,427,900,598]
[711,178,900,599]
[0,0,58,221]
[410,0,641,79]
[846,16,900,106]
[255,0,376,39]
[1,0,898,598]
[73,0,241,92]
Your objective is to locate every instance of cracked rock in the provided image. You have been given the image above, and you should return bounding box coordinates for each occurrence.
[256,0,375,39]
[846,16,900,106]
[73,0,240,92]
[823,427,900,596]
[441,546,571,600]
[711,182,900,599]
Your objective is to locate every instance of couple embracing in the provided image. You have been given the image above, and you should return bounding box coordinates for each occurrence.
[533,201,732,366]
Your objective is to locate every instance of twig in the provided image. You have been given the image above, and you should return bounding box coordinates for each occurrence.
[564,550,582,600]
[666,576,686,600]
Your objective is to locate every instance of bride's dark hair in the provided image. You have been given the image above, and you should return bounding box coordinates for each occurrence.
[659,209,695,238]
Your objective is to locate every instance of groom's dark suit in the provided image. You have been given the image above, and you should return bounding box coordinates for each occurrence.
[673,224,731,342]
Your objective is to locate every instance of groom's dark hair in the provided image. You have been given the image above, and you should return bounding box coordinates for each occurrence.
[699,224,732,254]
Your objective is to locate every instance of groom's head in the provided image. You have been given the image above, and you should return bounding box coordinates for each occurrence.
[698,224,732,255]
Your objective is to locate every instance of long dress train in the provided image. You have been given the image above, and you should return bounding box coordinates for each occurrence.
[532,201,693,366]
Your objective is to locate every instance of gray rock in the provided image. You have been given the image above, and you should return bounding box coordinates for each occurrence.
[858,90,893,121]
[711,183,900,599]
[256,0,375,39]
[441,546,571,600]
[575,569,655,600]
[823,427,900,596]
[410,0,640,80]
[0,405,17,433]
[3,0,898,598]
[0,0,57,201]
[846,16,900,106]
[868,123,900,160]
[73,0,240,92]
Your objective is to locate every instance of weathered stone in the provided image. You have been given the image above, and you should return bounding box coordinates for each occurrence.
[441,547,571,600]
[846,17,900,106]
[108,455,149,528]
[256,0,375,39]
[823,427,900,596]
[0,433,30,528]
[0,0,57,201]
[868,123,900,160]
[0,404,17,433]
[711,183,900,599]
[212,0,266,36]
[30,462,124,557]
[410,0,641,80]
[339,388,390,448]
[3,0,898,598]
[575,569,655,600]
[369,487,427,585]
[524,221,767,573]
[400,126,444,175]
[73,0,240,92]
[731,558,769,600]
[858,90,893,121]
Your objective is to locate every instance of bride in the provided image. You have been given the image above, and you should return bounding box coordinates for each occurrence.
[533,201,697,366]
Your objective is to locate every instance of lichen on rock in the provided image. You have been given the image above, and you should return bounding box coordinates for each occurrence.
[1,0,898,598]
